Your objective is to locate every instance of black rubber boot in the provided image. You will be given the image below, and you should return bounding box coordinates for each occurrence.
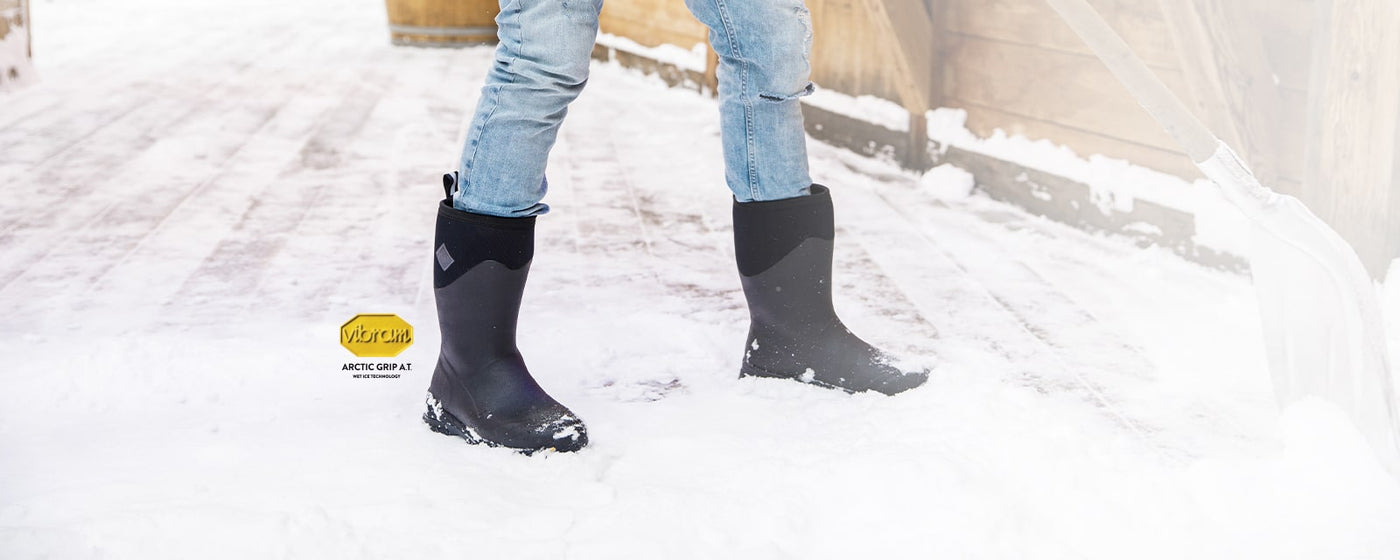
[733,185,929,395]
[423,176,587,453]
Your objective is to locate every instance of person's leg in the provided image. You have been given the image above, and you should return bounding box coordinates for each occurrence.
[454,0,604,217]
[425,0,602,453]
[683,0,814,202]
[685,0,929,395]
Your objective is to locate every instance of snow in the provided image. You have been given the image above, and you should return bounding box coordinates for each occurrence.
[552,424,581,441]
[1185,397,1400,557]
[926,107,1252,256]
[918,163,975,200]
[802,87,911,133]
[1388,260,1400,370]
[596,32,707,73]
[2,0,1399,558]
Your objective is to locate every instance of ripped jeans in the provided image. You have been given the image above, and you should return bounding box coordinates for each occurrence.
[453,0,816,217]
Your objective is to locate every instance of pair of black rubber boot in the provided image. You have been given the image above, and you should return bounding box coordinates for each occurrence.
[424,180,929,454]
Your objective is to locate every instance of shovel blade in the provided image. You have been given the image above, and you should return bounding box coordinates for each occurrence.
[1247,196,1400,476]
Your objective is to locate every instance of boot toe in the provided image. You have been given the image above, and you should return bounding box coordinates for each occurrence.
[496,407,589,453]
[544,416,589,453]
[868,367,929,395]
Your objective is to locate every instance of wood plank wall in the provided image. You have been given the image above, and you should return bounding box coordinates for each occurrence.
[599,0,1313,184]
[599,0,911,103]
[598,0,707,53]
[947,0,1313,185]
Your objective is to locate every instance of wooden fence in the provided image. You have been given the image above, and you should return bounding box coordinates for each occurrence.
[597,0,1400,277]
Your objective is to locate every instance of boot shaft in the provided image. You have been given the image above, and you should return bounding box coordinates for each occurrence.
[733,185,839,330]
[433,199,535,362]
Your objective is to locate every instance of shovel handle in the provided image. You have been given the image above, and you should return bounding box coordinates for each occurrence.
[1044,0,1221,163]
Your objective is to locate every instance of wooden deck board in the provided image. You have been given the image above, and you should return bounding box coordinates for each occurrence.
[0,9,368,329]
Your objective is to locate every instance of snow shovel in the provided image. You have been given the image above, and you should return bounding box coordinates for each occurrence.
[1044,0,1400,476]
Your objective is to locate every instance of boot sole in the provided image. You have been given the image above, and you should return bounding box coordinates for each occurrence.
[740,361,930,395]
[739,362,854,394]
[422,402,583,456]
[422,403,501,448]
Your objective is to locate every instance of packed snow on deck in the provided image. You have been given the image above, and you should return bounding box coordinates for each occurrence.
[2,0,1399,558]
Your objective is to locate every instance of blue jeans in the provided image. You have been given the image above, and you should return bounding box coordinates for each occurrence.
[454,0,815,217]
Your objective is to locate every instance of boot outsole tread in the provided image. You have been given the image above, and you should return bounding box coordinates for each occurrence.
[423,404,581,456]
[739,361,856,394]
[739,361,927,395]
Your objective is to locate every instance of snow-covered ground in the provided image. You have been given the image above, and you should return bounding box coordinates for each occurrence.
[2,0,1399,558]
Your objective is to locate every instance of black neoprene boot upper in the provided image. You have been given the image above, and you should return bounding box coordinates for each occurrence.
[424,178,587,453]
[734,185,929,395]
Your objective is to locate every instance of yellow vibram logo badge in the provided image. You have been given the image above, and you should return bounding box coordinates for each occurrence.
[340,314,414,357]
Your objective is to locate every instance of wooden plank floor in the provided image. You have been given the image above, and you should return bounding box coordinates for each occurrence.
[0,0,482,335]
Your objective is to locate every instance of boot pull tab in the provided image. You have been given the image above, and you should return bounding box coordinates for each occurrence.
[442,171,460,199]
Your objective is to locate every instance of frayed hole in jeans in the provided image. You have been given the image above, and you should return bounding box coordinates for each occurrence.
[795,6,813,58]
[757,82,815,102]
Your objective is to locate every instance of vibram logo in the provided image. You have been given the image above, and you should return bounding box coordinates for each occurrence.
[340,314,414,358]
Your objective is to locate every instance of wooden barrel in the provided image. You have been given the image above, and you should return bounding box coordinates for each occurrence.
[385,0,500,46]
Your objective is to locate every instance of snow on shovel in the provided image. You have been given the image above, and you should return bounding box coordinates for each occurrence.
[1044,0,1400,477]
